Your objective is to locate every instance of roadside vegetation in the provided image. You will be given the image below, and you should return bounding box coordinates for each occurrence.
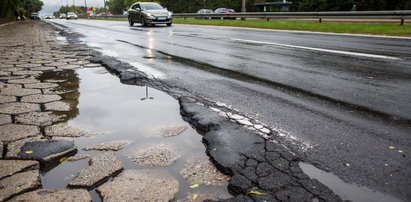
[173,18,411,36]
[0,0,43,23]
[87,17,411,37]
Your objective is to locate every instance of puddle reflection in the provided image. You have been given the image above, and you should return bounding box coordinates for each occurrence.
[40,67,230,201]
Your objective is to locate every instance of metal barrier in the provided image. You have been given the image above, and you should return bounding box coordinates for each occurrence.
[172,10,411,25]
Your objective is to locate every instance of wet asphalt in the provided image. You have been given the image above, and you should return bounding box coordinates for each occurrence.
[49,19,411,201]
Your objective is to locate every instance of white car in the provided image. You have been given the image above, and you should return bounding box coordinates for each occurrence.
[67,12,78,20]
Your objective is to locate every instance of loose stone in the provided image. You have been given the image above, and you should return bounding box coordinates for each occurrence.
[67,154,90,162]
[16,112,64,126]
[69,152,123,188]
[13,70,42,76]
[126,143,180,167]
[0,114,12,125]
[83,140,131,151]
[0,102,40,115]
[181,158,230,186]
[21,94,61,103]
[0,170,41,201]
[44,101,71,111]
[0,95,16,104]
[7,78,40,84]
[6,139,76,163]
[0,87,42,97]
[24,82,59,89]
[97,169,179,202]
[155,125,188,137]
[0,160,39,179]
[45,123,86,137]
[229,114,245,120]
[9,189,92,202]
[237,119,253,126]
[0,124,41,143]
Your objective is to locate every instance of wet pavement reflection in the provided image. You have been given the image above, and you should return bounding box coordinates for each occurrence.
[39,67,230,201]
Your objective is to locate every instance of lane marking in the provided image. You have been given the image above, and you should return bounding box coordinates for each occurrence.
[231,38,401,60]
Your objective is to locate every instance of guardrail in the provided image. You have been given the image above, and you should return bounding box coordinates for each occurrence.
[173,10,411,25]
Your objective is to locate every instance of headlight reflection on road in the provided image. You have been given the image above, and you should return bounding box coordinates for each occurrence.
[146,30,155,60]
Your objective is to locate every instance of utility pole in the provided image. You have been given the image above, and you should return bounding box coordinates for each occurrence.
[73,0,75,6]
[241,0,246,20]
[66,0,69,6]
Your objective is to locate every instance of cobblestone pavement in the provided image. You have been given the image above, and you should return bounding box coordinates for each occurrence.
[0,21,95,201]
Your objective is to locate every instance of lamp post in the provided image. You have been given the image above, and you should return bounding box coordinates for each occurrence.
[241,0,246,20]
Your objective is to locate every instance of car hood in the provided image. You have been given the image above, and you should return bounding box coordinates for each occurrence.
[143,10,169,16]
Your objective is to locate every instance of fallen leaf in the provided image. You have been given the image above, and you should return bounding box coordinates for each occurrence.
[246,190,267,196]
[59,157,69,163]
[25,151,33,154]
[189,184,199,188]
[389,146,396,150]
[193,194,198,200]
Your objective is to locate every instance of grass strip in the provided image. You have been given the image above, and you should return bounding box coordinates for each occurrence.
[84,17,411,36]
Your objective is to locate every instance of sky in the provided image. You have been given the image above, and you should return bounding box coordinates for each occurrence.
[40,0,106,15]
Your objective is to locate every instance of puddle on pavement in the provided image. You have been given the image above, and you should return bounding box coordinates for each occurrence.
[299,162,404,202]
[38,68,231,201]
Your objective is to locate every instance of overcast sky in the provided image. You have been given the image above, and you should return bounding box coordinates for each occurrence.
[40,0,106,15]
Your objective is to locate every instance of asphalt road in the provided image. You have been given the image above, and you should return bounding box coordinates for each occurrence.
[50,19,411,201]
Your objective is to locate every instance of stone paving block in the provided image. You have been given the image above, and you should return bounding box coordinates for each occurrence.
[59,65,80,70]
[0,170,41,201]
[181,158,230,186]
[24,82,59,89]
[155,125,188,137]
[7,78,40,84]
[0,102,40,115]
[126,143,181,167]
[0,160,39,180]
[0,95,17,104]
[0,142,2,157]
[45,62,68,67]
[15,63,42,68]
[67,154,90,162]
[0,87,42,97]
[97,169,179,202]
[0,114,12,125]
[83,140,131,151]
[30,66,57,71]
[6,139,76,163]
[10,189,92,202]
[16,112,64,126]
[0,76,26,81]
[0,83,22,89]
[13,70,42,76]
[69,152,123,188]
[21,94,61,103]
[45,123,85,137]
[0,71,10,76]
[0,124,41,143]
[44,101,71,111]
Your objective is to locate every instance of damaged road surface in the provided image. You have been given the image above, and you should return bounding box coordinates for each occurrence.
[46,19,411,201]
[1,19,408,201]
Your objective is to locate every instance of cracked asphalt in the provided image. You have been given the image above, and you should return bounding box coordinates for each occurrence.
[1,19,410,202]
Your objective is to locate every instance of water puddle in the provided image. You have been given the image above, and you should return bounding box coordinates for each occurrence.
[38,67,231,201]
[299,162,404,202]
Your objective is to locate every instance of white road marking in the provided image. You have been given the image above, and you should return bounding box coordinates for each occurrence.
[231,38,401,60]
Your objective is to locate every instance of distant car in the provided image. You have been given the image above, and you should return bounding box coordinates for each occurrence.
[213,8,236,20]
[195,9,213,19]
[59,13,67,19]
[67,12,78,20]
[30,13,40,19]
[44,15,53,19]
[127,2,172,27]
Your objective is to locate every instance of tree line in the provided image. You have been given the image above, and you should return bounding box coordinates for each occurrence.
[0,0,43,23]
[106,0,411,14]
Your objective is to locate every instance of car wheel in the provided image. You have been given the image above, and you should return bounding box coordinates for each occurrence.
[166,23,172,26]
[128,17,134,26]
[141,16,147,27]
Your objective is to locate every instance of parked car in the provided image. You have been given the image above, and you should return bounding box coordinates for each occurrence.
[44,15,53,19]
[213,8,236,20]
[30,13,40,19]
[195,9,213,19]
[67,12,78,20]
[59,13,67,19]
[127,2,172,27]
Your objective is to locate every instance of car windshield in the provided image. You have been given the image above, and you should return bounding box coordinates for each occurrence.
[60,14,66,16]
[141,3,163,10]
[67,12,75,15]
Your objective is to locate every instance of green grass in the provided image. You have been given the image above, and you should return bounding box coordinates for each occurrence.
[85,17,411,36]
[173,18,411,36]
